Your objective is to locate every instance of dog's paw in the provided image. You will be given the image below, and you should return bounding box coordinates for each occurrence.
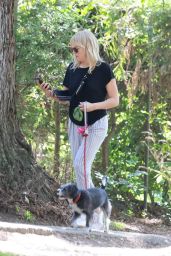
[104,228,109,233]
[71,221,77,228]
[85,227,91,233]
[71,218,86,228]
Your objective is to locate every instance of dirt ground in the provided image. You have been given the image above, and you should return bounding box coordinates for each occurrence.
[0,197,171,256]
[1,207,171,235]
[0,230,171,256]
[0,210,171,244]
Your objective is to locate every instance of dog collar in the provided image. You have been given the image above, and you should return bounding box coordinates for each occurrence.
[73,193,81,204]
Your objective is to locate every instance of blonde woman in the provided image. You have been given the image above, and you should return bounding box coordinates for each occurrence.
[40,29,119,229]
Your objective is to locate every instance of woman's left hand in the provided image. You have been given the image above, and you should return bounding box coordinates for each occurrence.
[79,102,95,112]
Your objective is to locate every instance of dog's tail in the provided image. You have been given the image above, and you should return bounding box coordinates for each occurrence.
[101,176,108,189]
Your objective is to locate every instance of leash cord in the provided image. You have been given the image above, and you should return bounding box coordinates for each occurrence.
[84,136,87,189]
[83,102,88,189]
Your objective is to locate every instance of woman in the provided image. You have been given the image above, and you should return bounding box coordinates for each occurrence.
[39,29,119,228]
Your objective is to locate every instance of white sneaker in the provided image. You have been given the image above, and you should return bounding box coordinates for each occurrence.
[71,213,86,228]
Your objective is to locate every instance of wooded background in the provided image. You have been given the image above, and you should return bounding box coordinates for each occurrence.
[0,0,170,222]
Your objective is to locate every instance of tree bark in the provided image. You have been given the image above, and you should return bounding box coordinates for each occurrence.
[143,67,152,211]
[53,102,60,177]
[0,0,56,204]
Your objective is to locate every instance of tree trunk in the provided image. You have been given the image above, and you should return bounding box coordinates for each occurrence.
[143,67,152,211]
[53,102,60,177]
[0,0,56,204]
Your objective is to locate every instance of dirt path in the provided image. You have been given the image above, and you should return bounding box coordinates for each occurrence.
[0,222,171,256]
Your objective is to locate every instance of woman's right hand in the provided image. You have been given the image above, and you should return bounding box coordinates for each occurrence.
[39,82,54,98]
[38,82,69,105]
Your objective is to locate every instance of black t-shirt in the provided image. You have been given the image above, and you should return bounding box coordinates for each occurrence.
[63,61,115,126]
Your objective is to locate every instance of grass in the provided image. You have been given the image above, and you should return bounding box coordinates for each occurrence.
[110,220,126,231]
[0,252,19,256]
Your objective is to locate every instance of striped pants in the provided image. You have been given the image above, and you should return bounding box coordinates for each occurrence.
[68,115,108,189]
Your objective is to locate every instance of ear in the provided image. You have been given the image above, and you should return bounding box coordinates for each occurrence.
[61,183,70,188]
[74,183,78,189]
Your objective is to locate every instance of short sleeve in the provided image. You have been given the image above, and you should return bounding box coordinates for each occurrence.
[102,62,115,86]
[62,63,72,89]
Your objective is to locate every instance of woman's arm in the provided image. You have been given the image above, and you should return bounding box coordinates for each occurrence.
[79,79,119,112]
[38,83,69,104]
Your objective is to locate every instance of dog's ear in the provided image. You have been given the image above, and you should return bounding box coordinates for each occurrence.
[58,183,64,188]
[69,182,77,187]
[73,183,79,189]
[60,183,70,188]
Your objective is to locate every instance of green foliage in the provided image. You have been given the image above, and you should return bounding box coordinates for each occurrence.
[110,221,126,231]
[101,1,171,207]
[0,253,18,256]
[24,210,34,222]
[15,206,35,222]
[16,0,76,172]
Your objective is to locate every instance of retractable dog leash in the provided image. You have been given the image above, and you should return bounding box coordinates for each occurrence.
[77,102,88,189]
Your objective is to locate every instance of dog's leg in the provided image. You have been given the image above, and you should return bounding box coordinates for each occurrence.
[90,208,104,231]
[103,210,109,233]
[107,200,112,218]
[85,212,92,232]
[71,212,80,227]
[86,213,90,227]
[102,200,112,233]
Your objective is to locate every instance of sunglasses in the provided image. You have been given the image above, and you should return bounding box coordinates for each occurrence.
[69,47,80,53]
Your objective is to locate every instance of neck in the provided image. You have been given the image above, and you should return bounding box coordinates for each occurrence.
[79,60,89,68]
[73,193,81,204]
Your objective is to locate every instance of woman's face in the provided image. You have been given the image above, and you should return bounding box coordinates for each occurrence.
[70,44,87,64]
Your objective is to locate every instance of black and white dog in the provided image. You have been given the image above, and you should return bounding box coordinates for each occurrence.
[57,177,112,232]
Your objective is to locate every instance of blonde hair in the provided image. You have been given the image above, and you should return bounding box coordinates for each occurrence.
[69,29,103,73]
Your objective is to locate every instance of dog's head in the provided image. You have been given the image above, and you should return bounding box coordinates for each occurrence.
[57,183,78,200]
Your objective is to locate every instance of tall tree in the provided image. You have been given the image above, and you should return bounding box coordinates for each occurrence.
[0,0,55,205]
